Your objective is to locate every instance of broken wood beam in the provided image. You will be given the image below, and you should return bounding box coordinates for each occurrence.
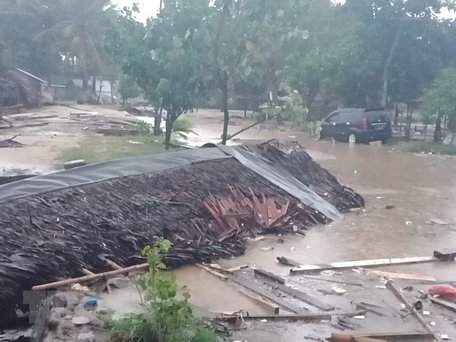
[81,268,95,276]
[371,270,436,282]
[386,280,435,339]
[253,269,286,284]
[331,332,435,341]
[291,275,363,287]
[32,263,149,291]
[290,256,438,275]
[236,288,280,314]
[277,256,302,267]
[261,279,335,311]
[216,312,331,322]
[196,264,228,280]
[216,310,363,322]
[429,297,456,313]
[105,259,123,270]
[232,276,302,313]
[433,249,456,262]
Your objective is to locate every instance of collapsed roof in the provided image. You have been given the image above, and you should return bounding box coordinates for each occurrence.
[0,142,363,326]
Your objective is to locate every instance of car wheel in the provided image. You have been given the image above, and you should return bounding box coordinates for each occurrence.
[348,133,357,144]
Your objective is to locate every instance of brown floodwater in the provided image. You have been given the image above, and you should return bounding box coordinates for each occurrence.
[174,114,456,340]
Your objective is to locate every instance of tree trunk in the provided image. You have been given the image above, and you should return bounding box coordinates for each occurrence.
[221,71,230,145]
[382,27,402,108]
[164,106,174,150]
[405,105,413,141]
[154,106,163,136]
[434,111,442,143]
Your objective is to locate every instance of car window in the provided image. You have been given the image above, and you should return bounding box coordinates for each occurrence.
[338,111,361,123]
[366,111,389,123]
[326,113,339,123]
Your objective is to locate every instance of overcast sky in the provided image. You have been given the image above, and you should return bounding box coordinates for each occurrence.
[113,0,454,22]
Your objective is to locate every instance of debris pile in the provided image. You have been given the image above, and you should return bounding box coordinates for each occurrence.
[0,135,23,148]
[242,140,364,211]
[0,142,363,326]
[203,186,327,242]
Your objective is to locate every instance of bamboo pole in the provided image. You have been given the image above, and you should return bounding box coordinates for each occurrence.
[32,263,149,291]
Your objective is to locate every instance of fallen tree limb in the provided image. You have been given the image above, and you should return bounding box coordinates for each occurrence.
[386,279,435,339]
[32,263,149,291]
[196,264,228,280]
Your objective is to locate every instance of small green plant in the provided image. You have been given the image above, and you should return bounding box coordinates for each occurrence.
[137,121,153,137]
[172,118,198,140]
[109,240,218,342]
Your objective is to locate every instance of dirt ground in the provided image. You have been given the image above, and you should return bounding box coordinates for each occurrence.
[1,105,456,341]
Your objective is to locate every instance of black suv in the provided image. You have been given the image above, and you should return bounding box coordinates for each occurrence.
[320,108,392,144]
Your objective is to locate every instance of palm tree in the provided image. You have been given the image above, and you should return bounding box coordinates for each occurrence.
[51,0,115,91]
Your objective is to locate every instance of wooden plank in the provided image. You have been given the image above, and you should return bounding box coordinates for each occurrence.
[216,310,363,322]
[331,332,435,341]
[216,312,331,322]
[196,264,228,280]
[236,288,280,314]
[291,275,363,287]
[277,256,302,267]
[291,256,437,274]
[371,270,436,282]
[232,277,303,314]
[254,269,286,284]
[430,297,456,313]
[32,263,149,290]
[262,279,335,311]
[386,280,435,338]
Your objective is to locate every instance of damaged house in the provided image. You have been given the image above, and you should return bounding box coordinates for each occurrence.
[0,67,53,107]
[0,142,363,326]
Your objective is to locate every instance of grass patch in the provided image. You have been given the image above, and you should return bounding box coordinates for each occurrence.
[396,141,456,155]
[58,134,165,164]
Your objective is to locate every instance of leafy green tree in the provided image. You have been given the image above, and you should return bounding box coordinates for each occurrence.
[118,74,141,105]
[421,68,456,142]
[108,0,210,149]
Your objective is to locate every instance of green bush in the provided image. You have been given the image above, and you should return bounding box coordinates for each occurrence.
[108,240,218,342]
[172,118,197,140]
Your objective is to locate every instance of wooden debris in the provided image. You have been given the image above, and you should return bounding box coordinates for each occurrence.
[331,332,435,341]
[429,297,456,313]
[290,256,438,274]
[371,270,436,282]
[253,269,286,284]
[32,263,149,291]
[259,278,335,311]
[434,249,456,262]
[81,268,95,276]
[196,264,228,280]
[354,302,386,316]
[216,312,331,322]
[105,259,123,270]
[226,264,249,273]
[292,275,363,287]
[277,256,302,267]
[232,276,303,313]
[386,280,435,338]
[96,126,138,136]
[0,135,22,148]
[64,159,87,170]
[236,288,280,314]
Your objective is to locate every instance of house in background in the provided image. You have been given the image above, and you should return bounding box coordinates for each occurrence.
[0,66,63,107]
[66,78,114,104]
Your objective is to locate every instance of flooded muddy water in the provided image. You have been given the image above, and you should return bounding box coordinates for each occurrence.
[174,113,456,340]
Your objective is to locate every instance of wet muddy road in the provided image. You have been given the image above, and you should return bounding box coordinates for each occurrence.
[175,114,456,340]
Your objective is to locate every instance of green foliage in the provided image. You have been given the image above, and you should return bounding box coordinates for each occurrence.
[172,118,197,140]
[421,68,456,132]
[109,240,218,342]
[284,92,308,126]
[119,75,141,104]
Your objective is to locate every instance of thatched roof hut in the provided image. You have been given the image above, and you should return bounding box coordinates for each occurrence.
[0,142,363,326]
